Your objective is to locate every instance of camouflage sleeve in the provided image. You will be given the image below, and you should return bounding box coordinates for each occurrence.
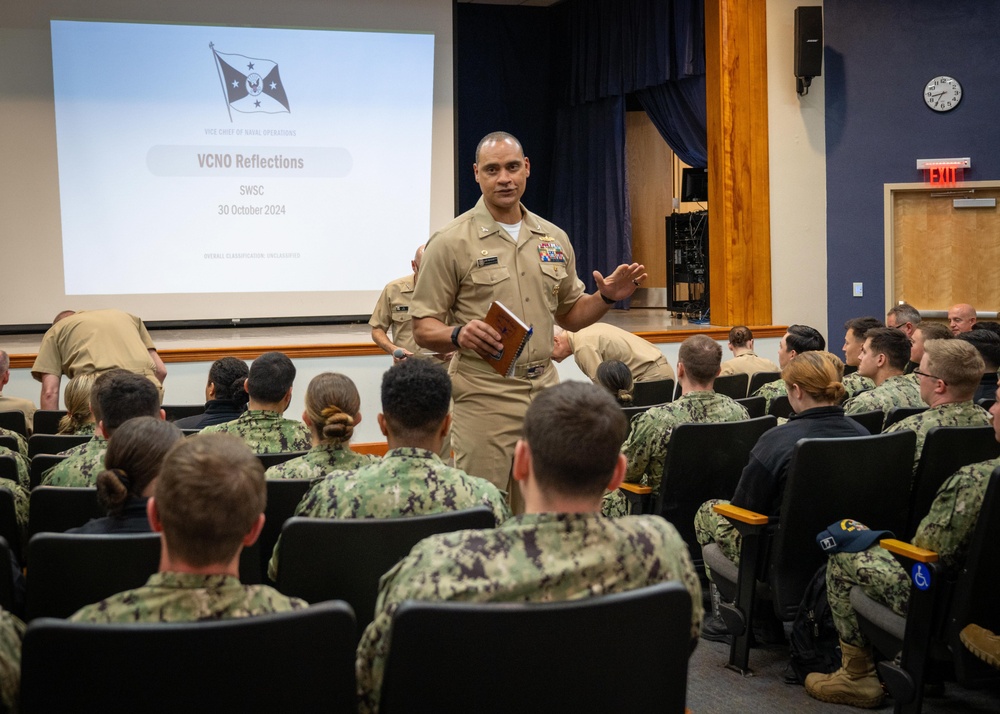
[842,391,872,414]
[912,461,993,570]
[621,410,667,486]
[643,518,704,641]
[0,609,24,714]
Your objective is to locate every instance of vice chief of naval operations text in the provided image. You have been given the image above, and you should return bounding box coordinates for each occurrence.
[410,131,645,500]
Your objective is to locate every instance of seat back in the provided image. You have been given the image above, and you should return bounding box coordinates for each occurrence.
[947,468,1000,686]
[632,379,675,407]
[0,436,18,454]
[161,404,206,422]
[25,533,161,620]
[748,371,781,395]
[277,507,496,628]
[655,416,777,564]
[20,600,357,714]
[907,426,1000,539]
[27,487,104,539]
[768,431,917,619]
[766,394,795,419]
[621,404,653,423]
[379,582,690,714]
[31,410,66,435]
[883,405,927,430]
[977,397,996,411]
[27,433,91,458]
[0,411,26,437]
[256,450,309,469]
[0,488,21,560]
[29,455,67,489]
[713,373,750,399]
[0,455,19,486]
[734,395,765,418]
[847,408,884,435]
[259,478,314,578]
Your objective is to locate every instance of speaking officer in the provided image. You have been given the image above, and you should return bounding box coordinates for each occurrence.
[410,131,644,502]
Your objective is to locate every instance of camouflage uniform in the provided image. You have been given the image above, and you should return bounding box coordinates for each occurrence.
[828,456,1000,646]
[842,372,875,398]
[843,374,924,428]
[41,435,106,487]
[0,445,30,538]
[0,446,28,491]
[0,608,24,714]
[355,512,703,714]
[200,409,311,454]
[752,378,786,411]
[884,400,991,464]
[0,428,26,460]
[264,442,377,480]
[69,571,306,623]
[694,498,741,567]
[267,448,511,580]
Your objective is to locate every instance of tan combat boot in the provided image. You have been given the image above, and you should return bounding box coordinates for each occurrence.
[805,641,884,708]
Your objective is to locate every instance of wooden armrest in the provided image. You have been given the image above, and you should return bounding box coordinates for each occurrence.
[879,538,938,563]
[619,483,653,495]
[713,503,769,526]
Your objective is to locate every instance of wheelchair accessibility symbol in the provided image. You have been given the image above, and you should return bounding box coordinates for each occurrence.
[911,563,930,591]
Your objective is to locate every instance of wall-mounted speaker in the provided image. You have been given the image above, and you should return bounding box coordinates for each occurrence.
[794,6,823,95]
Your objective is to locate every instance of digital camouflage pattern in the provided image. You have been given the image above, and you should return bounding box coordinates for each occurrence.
[621,391,749,491]
[200,409,311,454]
[40,435,106,487]
[752,378,786,411]
[69,572,306,623]
[884,400,991,464]
[694,498,741,579]
[843,374,924,427]
[0,608,24,714]
[0,446,28,491]
[355,512,703,714]
[827,456,999,646]
[842,372,875,398]
[0,428,26,460]
[267,448,511,580]
[264,442,377,480]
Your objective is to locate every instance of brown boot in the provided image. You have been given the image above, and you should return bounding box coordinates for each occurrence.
[960,624,1000,670]
[805,641,884,708]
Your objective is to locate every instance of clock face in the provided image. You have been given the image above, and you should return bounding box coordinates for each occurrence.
[924,76,962,112]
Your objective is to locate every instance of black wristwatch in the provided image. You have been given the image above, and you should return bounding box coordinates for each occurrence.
[451,325,463,347]
[599,293,616,305]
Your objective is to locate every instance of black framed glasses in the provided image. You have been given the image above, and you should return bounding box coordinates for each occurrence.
[913,369,946,384]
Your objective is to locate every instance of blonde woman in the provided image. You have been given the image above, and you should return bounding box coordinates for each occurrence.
[265,372,376,480]
[57,372,97,435]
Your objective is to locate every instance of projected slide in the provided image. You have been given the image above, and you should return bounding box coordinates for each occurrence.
[50,20,434,296]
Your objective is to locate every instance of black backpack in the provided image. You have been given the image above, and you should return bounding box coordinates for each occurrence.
[786,563,841,684]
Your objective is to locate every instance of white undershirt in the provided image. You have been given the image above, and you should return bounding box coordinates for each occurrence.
[498,221,522,244]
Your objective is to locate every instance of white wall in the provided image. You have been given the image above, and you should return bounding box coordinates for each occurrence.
[767,0,829,339]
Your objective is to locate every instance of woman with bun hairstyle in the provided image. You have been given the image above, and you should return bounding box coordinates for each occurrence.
[69,416,184,534]
[57,373,97,435]
[265,372,376,480]
[696,351,870,565]
[596,360,634,407]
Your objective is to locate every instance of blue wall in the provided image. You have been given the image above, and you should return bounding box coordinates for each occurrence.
[825,0,1000,333]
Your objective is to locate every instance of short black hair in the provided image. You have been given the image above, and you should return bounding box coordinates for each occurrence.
[958,330,1000,370]
[246,352,296,403]
[522,382,628,498]
[98,371,161,434]
[381,359,451,440]
[475,131,523,163]
[209,357,250,404]
[786,324,826,353]
[844,317,884,341]
[864,327,911,372]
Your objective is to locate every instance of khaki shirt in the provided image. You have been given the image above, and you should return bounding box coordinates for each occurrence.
[369,274,432,357]
[31,309,158,382]
[566,323,674,382]
[410,197,586,370]
[0,395,36,433]
[719,352,779,377]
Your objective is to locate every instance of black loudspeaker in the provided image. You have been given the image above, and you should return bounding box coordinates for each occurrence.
[794,7,823,79]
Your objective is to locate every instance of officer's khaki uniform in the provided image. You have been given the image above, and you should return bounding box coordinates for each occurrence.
[719,351,779,377]
[565,323,674,382]
[31,309,163,397]
[0,395,36,433]
[410,198,585,491]
[369,274,434,358]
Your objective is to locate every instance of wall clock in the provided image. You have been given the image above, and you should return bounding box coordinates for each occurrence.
[924,76,962,112]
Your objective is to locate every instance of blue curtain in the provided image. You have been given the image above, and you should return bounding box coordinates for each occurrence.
[551,0,707,294]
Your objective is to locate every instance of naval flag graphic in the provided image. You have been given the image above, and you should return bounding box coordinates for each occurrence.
[211,43,290,120]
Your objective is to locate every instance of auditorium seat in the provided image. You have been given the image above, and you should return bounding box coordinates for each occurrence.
[27,433,91,459]
[161,404,206,422]
[632,379,675,407]
[29,455,67,489]
[884,405,928,430]
[747,371,781,395]
[847,408,884,434]
[27,486,103,540]
[713,373,750,400]
[30,410,66,435]
[256,450,308,469]
[0,411,26,438]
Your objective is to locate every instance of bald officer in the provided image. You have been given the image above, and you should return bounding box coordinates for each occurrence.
[370,245,437,363]
[410,131,645,498]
